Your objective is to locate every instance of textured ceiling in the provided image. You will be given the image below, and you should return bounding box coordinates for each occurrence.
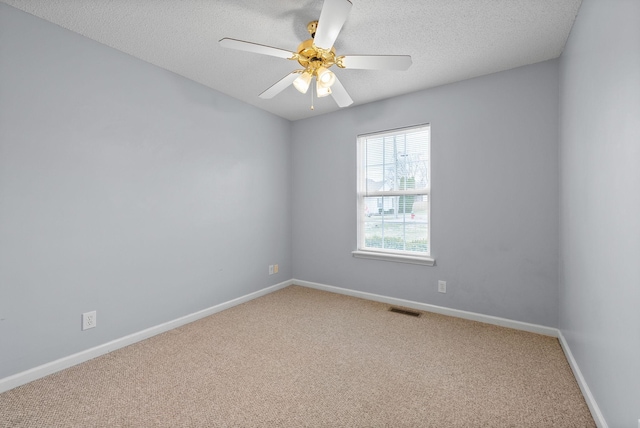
[2,0,582,121]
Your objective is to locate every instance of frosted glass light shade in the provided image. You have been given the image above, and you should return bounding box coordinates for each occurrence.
[316,81,332,97]
[316,67,336,87]
[293,71,312,94]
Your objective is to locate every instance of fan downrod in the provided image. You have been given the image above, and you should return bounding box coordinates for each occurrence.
[307,21,318,38]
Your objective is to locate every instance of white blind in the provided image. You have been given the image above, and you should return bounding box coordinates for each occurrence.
[360,125,430,197]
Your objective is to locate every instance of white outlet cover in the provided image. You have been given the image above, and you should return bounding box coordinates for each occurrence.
[268,265,274,275]
[82,311,96,330]
[438,280,447,293]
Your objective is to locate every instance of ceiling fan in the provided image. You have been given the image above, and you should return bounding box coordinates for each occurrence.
[219,0,412,109]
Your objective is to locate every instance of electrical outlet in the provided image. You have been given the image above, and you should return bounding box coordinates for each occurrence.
[268,265,274,275]
[274,264,279,274]
[438,280,447,293]
[82,311,96,330]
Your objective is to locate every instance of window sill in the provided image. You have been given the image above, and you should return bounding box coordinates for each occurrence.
[352,250,435,266]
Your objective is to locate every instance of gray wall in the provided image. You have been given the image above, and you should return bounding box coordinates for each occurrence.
[292,60,560,327]
[559,0,640,425]
[0,5,292,379]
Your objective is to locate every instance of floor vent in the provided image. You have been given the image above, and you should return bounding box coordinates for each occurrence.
[389,307,421,317]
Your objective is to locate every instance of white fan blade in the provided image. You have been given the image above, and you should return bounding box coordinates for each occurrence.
[259,72,300,99]
[219,38,294,59]
[340,55,412,70]
[314,0,352,50]
[330,75,353,107]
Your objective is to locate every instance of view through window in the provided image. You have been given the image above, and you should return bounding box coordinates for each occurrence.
[356,124,431,258]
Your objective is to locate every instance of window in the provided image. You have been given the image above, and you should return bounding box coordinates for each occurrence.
[353,124,433,265]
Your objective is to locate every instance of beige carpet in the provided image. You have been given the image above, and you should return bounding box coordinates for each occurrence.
[0,285,595,427]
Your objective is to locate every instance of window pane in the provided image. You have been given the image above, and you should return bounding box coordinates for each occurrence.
[363,195,429,254]
[404,194,429,253]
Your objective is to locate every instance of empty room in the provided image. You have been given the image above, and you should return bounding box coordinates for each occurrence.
[0,0,638,426]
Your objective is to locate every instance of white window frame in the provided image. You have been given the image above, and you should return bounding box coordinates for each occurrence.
[352,124,434,266]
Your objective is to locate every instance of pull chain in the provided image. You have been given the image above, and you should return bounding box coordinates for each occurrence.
[310,79,315,110]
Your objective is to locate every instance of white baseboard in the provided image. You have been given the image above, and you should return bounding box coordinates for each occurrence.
[558,331,608,428]
[0,279,293,394]
[294,279,558,337]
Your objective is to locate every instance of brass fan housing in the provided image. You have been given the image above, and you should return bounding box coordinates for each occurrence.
[293,21,341,76]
